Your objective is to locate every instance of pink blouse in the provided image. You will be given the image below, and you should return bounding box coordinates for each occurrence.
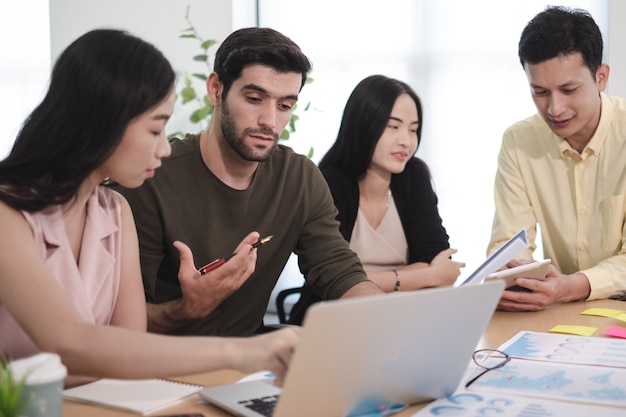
[0,186,123,359]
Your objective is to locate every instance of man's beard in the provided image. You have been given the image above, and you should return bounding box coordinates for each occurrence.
[220,99,279,162]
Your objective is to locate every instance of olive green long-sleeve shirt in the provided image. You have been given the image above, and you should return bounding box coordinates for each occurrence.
[117,134,368,336]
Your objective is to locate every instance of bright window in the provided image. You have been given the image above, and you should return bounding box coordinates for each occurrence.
[259,0,608,279]
[0,0,51,159]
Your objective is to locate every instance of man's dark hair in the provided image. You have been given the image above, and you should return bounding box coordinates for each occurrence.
[518,6,603,76]
[213,27,312,98]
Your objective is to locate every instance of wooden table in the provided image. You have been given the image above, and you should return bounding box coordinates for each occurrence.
[63,299,626,416]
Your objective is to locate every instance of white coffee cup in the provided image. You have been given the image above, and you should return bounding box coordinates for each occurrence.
[9,353,67,417]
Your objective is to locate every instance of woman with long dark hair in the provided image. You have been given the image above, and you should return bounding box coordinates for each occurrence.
[289,75,464,324]
[319,74,464,291]
[0,29,298,387]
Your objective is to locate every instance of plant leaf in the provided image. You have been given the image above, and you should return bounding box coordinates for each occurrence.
[168,131,184,139]
[289,115,299,132]
[280,129,290,140]
[190,105,213,124]
[201,40,217,49]
[191,73,207,82]
[0,358,28,417]
[181,87,196,104]
[193,54,208,62]
[199,103,214,118]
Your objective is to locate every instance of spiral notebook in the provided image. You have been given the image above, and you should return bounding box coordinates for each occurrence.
[63,377,202,414]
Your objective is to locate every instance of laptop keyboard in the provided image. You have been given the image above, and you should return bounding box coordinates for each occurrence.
[238,395,278,416]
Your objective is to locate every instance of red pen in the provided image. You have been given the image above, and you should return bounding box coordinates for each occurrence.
[197,235,273,275]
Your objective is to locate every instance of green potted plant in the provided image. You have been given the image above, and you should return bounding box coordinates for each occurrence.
[172,5,314,158]
[0,356,28,417]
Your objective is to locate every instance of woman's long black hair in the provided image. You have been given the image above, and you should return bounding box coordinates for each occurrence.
[0,29,175,211]
[318,74,423,179]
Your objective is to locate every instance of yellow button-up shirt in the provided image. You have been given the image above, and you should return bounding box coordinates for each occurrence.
[489,93,626,300]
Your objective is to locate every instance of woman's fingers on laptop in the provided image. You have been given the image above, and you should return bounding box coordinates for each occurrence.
[269,326,301,387]
[234,326,301,387]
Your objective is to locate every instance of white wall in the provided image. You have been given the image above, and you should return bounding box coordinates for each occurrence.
[607,0,626,97]
[40,0,626,138]
[0,0,50,159]
[48,0,255,136]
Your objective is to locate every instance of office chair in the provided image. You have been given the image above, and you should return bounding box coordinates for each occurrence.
[275,287,303,324]
[274,286,320,325]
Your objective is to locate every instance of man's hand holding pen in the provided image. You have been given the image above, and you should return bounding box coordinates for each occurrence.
[170,231,261,320]
[198,235,273,275]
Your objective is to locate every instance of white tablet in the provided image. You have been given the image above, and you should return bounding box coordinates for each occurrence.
[485,259,551,289]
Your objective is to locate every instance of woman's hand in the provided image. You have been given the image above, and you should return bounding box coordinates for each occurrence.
[228,326,301,387]
[428,248,465,286]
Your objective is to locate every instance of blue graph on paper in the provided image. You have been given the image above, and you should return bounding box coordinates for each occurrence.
[469,359,626,407]
[415,391,626,417]
[412,332,626,416]
[498,331,626,367]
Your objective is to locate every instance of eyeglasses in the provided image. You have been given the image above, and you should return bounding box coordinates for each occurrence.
[464,349,511,388]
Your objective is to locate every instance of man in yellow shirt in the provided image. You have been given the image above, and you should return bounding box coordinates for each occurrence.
[488,6,626,311]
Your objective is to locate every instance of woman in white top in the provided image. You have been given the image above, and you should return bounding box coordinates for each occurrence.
[287,75,466,324]
[319,74,465,291]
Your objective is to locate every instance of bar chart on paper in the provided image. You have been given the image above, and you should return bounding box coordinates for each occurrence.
[464,331,626,409]
[412,391,626,417]
[468,359,626,408]
[498,331,626,367]
[411,332,626,416]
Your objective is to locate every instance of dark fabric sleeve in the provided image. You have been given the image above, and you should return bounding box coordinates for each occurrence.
[287,166,366,325]
[392,157,450,264]
[320,167,360,241]
[113,181,165,303]
[293,162,368,300]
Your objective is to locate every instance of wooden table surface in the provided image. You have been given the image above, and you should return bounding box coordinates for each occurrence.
[63,298,626,416]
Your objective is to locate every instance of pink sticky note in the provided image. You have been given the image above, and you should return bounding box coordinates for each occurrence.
[604,325,626,339]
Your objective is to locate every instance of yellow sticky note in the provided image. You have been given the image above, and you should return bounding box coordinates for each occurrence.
[614,313,626,323]
[581,308,625,318]
[549,325,597,336]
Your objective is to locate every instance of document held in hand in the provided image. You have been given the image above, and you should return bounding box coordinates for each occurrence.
[458,229,529,286]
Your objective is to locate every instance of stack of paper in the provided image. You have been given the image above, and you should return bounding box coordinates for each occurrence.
[412,331,626,416]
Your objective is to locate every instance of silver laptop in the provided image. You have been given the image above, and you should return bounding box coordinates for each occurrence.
[198,280,505,417]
